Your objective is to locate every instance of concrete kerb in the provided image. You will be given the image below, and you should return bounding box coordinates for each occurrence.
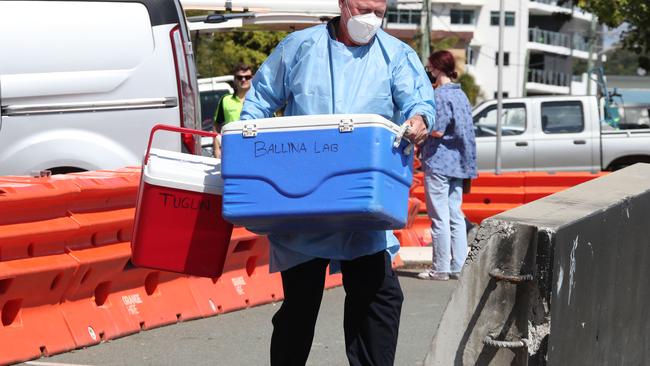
[423,163,650,365]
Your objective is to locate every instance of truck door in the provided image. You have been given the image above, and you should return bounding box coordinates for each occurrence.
[533,100,594,171]
[473,102,533,171]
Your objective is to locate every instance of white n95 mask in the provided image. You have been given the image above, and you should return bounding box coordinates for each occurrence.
[345,2,382,44]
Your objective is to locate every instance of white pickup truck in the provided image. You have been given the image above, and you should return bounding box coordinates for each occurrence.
[472,95,650,172]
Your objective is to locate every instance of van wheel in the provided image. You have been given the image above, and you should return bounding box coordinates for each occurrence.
[48,167,87,175]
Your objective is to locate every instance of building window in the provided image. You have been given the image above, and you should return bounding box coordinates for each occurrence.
[490,11,515,26]
[493,92,510,99]
[450,9,475,25]
[494,52,510,66]
[386,8,421,25]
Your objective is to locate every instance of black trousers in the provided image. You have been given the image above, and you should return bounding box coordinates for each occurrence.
[270,251,404,366]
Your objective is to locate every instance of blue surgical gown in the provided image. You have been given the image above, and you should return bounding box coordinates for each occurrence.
[240,22,436,273]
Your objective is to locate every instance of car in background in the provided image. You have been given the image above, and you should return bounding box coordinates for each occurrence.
[473,95,650,172]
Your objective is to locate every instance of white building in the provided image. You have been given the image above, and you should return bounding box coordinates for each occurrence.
[384,0,600,101]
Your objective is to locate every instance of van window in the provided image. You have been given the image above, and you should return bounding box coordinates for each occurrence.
[0,1,153,74]
[541,101,584,134]
[473,103,526,137]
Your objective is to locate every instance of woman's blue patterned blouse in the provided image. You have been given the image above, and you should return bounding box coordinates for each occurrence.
[421,83,477,179]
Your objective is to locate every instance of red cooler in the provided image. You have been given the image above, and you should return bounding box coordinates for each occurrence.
[131,125,233,278]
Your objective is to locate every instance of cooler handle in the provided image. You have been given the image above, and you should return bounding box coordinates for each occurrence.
[393,124,414,155]
[144,124,219,164]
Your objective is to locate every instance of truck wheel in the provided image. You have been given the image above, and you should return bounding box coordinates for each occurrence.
[606,156,650,171]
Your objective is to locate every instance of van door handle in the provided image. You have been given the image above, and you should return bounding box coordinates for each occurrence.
[573,140,586,145]
[515,141,528,147]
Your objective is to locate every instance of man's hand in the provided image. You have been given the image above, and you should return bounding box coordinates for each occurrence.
[404,115,428,146]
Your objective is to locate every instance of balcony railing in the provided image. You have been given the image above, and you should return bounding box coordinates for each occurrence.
[528,28,589,52]
[528,69,571,87]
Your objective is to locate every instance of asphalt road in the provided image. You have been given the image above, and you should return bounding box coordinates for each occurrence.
[23,270,457,366]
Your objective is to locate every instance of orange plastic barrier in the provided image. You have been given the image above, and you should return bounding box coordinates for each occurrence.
[0,168,142,261]
[406,197,421,228]
[0,169,330,365]
[186,228,283,316]
[0,254,79,364]
[0,177,80,226]
[401,172,607,249]
[60,243,202,350]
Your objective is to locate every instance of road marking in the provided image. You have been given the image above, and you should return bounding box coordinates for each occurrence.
[26,362,94,366]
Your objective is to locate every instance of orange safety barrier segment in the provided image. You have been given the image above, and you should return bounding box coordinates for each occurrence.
[61,242,202,350]
[0,168,142,261]
[0,254,79,364]
[0,168,350,365]
[187,228,282,316]
[0,177,80,226]
[404,171,608,250]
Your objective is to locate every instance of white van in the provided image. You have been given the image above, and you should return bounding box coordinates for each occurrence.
[0,0,200,175]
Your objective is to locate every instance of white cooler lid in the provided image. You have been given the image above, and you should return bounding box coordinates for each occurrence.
[221,113,401,135]
[144,148,223,195]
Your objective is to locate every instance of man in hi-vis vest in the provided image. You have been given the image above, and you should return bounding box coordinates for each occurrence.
[212,63,253,157]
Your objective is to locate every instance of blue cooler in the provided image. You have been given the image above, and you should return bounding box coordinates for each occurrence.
[220,114,413,233]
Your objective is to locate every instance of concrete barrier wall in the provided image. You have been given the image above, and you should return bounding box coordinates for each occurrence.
[425,164,650,365]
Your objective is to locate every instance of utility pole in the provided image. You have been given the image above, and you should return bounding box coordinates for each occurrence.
[420,0,431,64]
[495,0,505,175]
[586,14,597,95]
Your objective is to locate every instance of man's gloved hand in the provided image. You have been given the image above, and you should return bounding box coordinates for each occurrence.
[404,114,428,146]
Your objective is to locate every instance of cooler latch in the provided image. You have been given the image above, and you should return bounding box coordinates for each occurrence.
[242,124,258,137]
[339,119,354,133]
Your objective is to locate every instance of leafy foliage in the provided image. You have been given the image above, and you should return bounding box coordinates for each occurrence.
[195,31,288,77]
[458,73,482,106]
[570,0,650,54]
[195,31,288,78]
[604,46,650,75]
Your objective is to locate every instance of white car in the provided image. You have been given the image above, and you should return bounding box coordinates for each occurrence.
[473,95,650,172]
[0,0,201,175]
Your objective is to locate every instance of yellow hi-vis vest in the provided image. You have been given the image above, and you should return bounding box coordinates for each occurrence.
[215,94,243,126]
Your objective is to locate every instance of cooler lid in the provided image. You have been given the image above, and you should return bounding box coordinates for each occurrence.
[143,148,223,195]
[221,114,401,136]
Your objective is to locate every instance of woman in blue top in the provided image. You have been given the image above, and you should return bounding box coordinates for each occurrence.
[418,50,477,281]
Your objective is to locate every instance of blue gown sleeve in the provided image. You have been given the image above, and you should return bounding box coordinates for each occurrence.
[240,38,290,120]
[390,49,436,132]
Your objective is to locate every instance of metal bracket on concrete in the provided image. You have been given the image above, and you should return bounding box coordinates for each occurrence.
[483,334,529,349]
[488,268,534,283]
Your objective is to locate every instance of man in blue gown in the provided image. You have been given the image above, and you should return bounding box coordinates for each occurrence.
[240,0,436,364]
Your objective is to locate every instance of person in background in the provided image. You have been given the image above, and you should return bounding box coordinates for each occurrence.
[212,63,253,157]
[418,50,477,281]
[239,0,436,364]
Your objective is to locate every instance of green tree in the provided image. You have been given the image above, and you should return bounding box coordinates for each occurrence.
[195,31,288,78]
[458,73,482,106]
[569,0,650,54]
[604,45,650,75]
